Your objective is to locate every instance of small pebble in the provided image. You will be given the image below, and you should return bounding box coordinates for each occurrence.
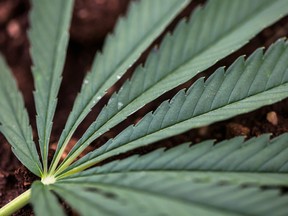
[7,20,20,38]
[266,111,278,126]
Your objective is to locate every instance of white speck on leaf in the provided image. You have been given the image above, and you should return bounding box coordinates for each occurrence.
[118,102,123,109]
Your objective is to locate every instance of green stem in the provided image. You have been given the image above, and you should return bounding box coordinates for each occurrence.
[0,189,31,216]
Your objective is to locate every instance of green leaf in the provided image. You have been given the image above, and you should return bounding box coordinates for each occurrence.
[63,39,288,174]
[58,0,288,171]
[51,0,191,172]
[28,0,74,173]
[0,56,42,176]
[52,184,203,216]
[57,177,288,216]
[31,181,65,216]
[64,134,288,186]
[95,134,288,173]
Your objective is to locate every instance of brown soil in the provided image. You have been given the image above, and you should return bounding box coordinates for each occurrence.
[0,0,288,215]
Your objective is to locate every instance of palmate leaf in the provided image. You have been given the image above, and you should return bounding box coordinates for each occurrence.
[55,178,288,216]
[0,56,42,176]
[50,0,191,172]
[64,134,288,186]
[31,182,65,216]
[62,39,288,174]
[57,0,288,171]
[28,0,74,173]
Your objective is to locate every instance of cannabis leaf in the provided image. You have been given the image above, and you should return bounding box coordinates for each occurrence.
[50,0,191,172]
[1,0,288,215]
[31,182,65,216]
[55,0,288,173]
[62,39,288,175]
[51,182,288,216]
[29,0,74,173]
[50,134,288,215]
[0,57,42,176]
[66,134,288,186]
